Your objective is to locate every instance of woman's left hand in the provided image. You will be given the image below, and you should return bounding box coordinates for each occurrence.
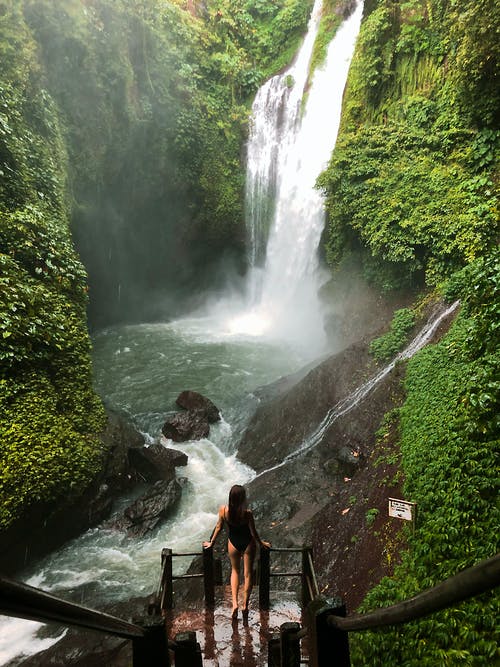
[261,540,271,549]
[203,541,212,549]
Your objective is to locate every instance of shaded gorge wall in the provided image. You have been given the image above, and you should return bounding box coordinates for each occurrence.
[23,0,247,328]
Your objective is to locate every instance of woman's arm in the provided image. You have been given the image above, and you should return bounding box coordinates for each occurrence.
[248,510,271,549]
[203,506,225,548]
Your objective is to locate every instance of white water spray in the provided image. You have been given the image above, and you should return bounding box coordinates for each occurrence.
[229,0,364,353]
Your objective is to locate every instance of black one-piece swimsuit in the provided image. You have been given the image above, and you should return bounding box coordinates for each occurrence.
[226,515,252,553]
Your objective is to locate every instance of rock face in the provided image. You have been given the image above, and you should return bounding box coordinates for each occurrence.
[162,391,221,442]
[128,444,188,482]
[162,410,210,441]
[238,299,457,610]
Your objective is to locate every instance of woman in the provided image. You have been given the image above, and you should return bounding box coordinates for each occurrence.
[203,484,271,618]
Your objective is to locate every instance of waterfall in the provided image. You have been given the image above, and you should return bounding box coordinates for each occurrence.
[231,0,364,354]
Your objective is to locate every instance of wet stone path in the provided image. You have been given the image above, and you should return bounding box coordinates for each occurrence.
[165,587,303,666]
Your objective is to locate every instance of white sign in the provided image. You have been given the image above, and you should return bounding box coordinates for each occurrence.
[388,498,416,522]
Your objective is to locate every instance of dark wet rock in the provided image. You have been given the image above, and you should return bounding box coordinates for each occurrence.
[336,446,363,476]
[176,390,221,423]
[162,410,210,442]
[238,343,377,472]
[128,444,188,482]
[109,478,184,538]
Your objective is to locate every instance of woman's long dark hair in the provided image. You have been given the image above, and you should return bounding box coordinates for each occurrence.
[228,484,246,524]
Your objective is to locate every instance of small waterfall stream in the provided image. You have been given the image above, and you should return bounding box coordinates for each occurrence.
[256,300,461,479]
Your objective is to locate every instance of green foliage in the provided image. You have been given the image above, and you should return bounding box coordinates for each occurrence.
[352,254,499,664]
[443,249,500,357]
[308,0,345,75]
[319,123,498,290]
[204,0,313,89]
[320,0,499,291]
[365,507,380,526]
[0,2,106,530]
[370,308,416,360]
[0,373,105,530]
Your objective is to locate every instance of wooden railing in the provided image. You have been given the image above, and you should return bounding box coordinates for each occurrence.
[150,545,223,612]
[0,574,208,666]
[268,551,500,667]
[152,543,316,613]
[7,548,496,666]
[258,545,318,610]
[0,575,169,667]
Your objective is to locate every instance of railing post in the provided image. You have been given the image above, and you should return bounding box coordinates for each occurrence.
[259,545,271,610]
[268,631,281,667]
[302,546,313,608]
[307,597,350,667]
[174,630,202,667]
[281,621,301,667]
[132,615,169,667]
[203,544,215,608]
[160,548,173,611]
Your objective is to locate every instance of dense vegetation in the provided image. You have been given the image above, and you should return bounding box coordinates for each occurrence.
[317,1,499,663]
[0,0,311,533]
[318,0,498,291]
[0,0,498,663]
[0,2,107,529]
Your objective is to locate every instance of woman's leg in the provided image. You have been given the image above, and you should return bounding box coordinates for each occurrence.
[242,540,256,612]
[228,540,241,613]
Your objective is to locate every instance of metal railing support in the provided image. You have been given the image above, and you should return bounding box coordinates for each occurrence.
[307,597,350,667]
[132,615,170,667]
[174,631,203,667]
[160,548,173,611]
[281,621,301,667]
[202,545,215,608]
[268,631,281,667]
[259,545,271,610]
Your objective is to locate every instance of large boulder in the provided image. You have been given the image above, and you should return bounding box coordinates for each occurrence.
[109,478,184,538]
[162,410,210,442]
[128,444,188,482]
[176,390,221,423]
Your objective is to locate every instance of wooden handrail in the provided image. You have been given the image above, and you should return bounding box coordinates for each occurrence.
[0,575,171,666]
[0,576,144,639]
[327,551,500,632]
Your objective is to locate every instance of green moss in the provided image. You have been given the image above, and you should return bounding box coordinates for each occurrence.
[370,307,416,361]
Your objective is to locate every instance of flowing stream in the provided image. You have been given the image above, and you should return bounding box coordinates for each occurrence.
[0,3,370,663]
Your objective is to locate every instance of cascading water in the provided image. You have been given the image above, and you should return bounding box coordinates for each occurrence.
[230,0,365,355]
